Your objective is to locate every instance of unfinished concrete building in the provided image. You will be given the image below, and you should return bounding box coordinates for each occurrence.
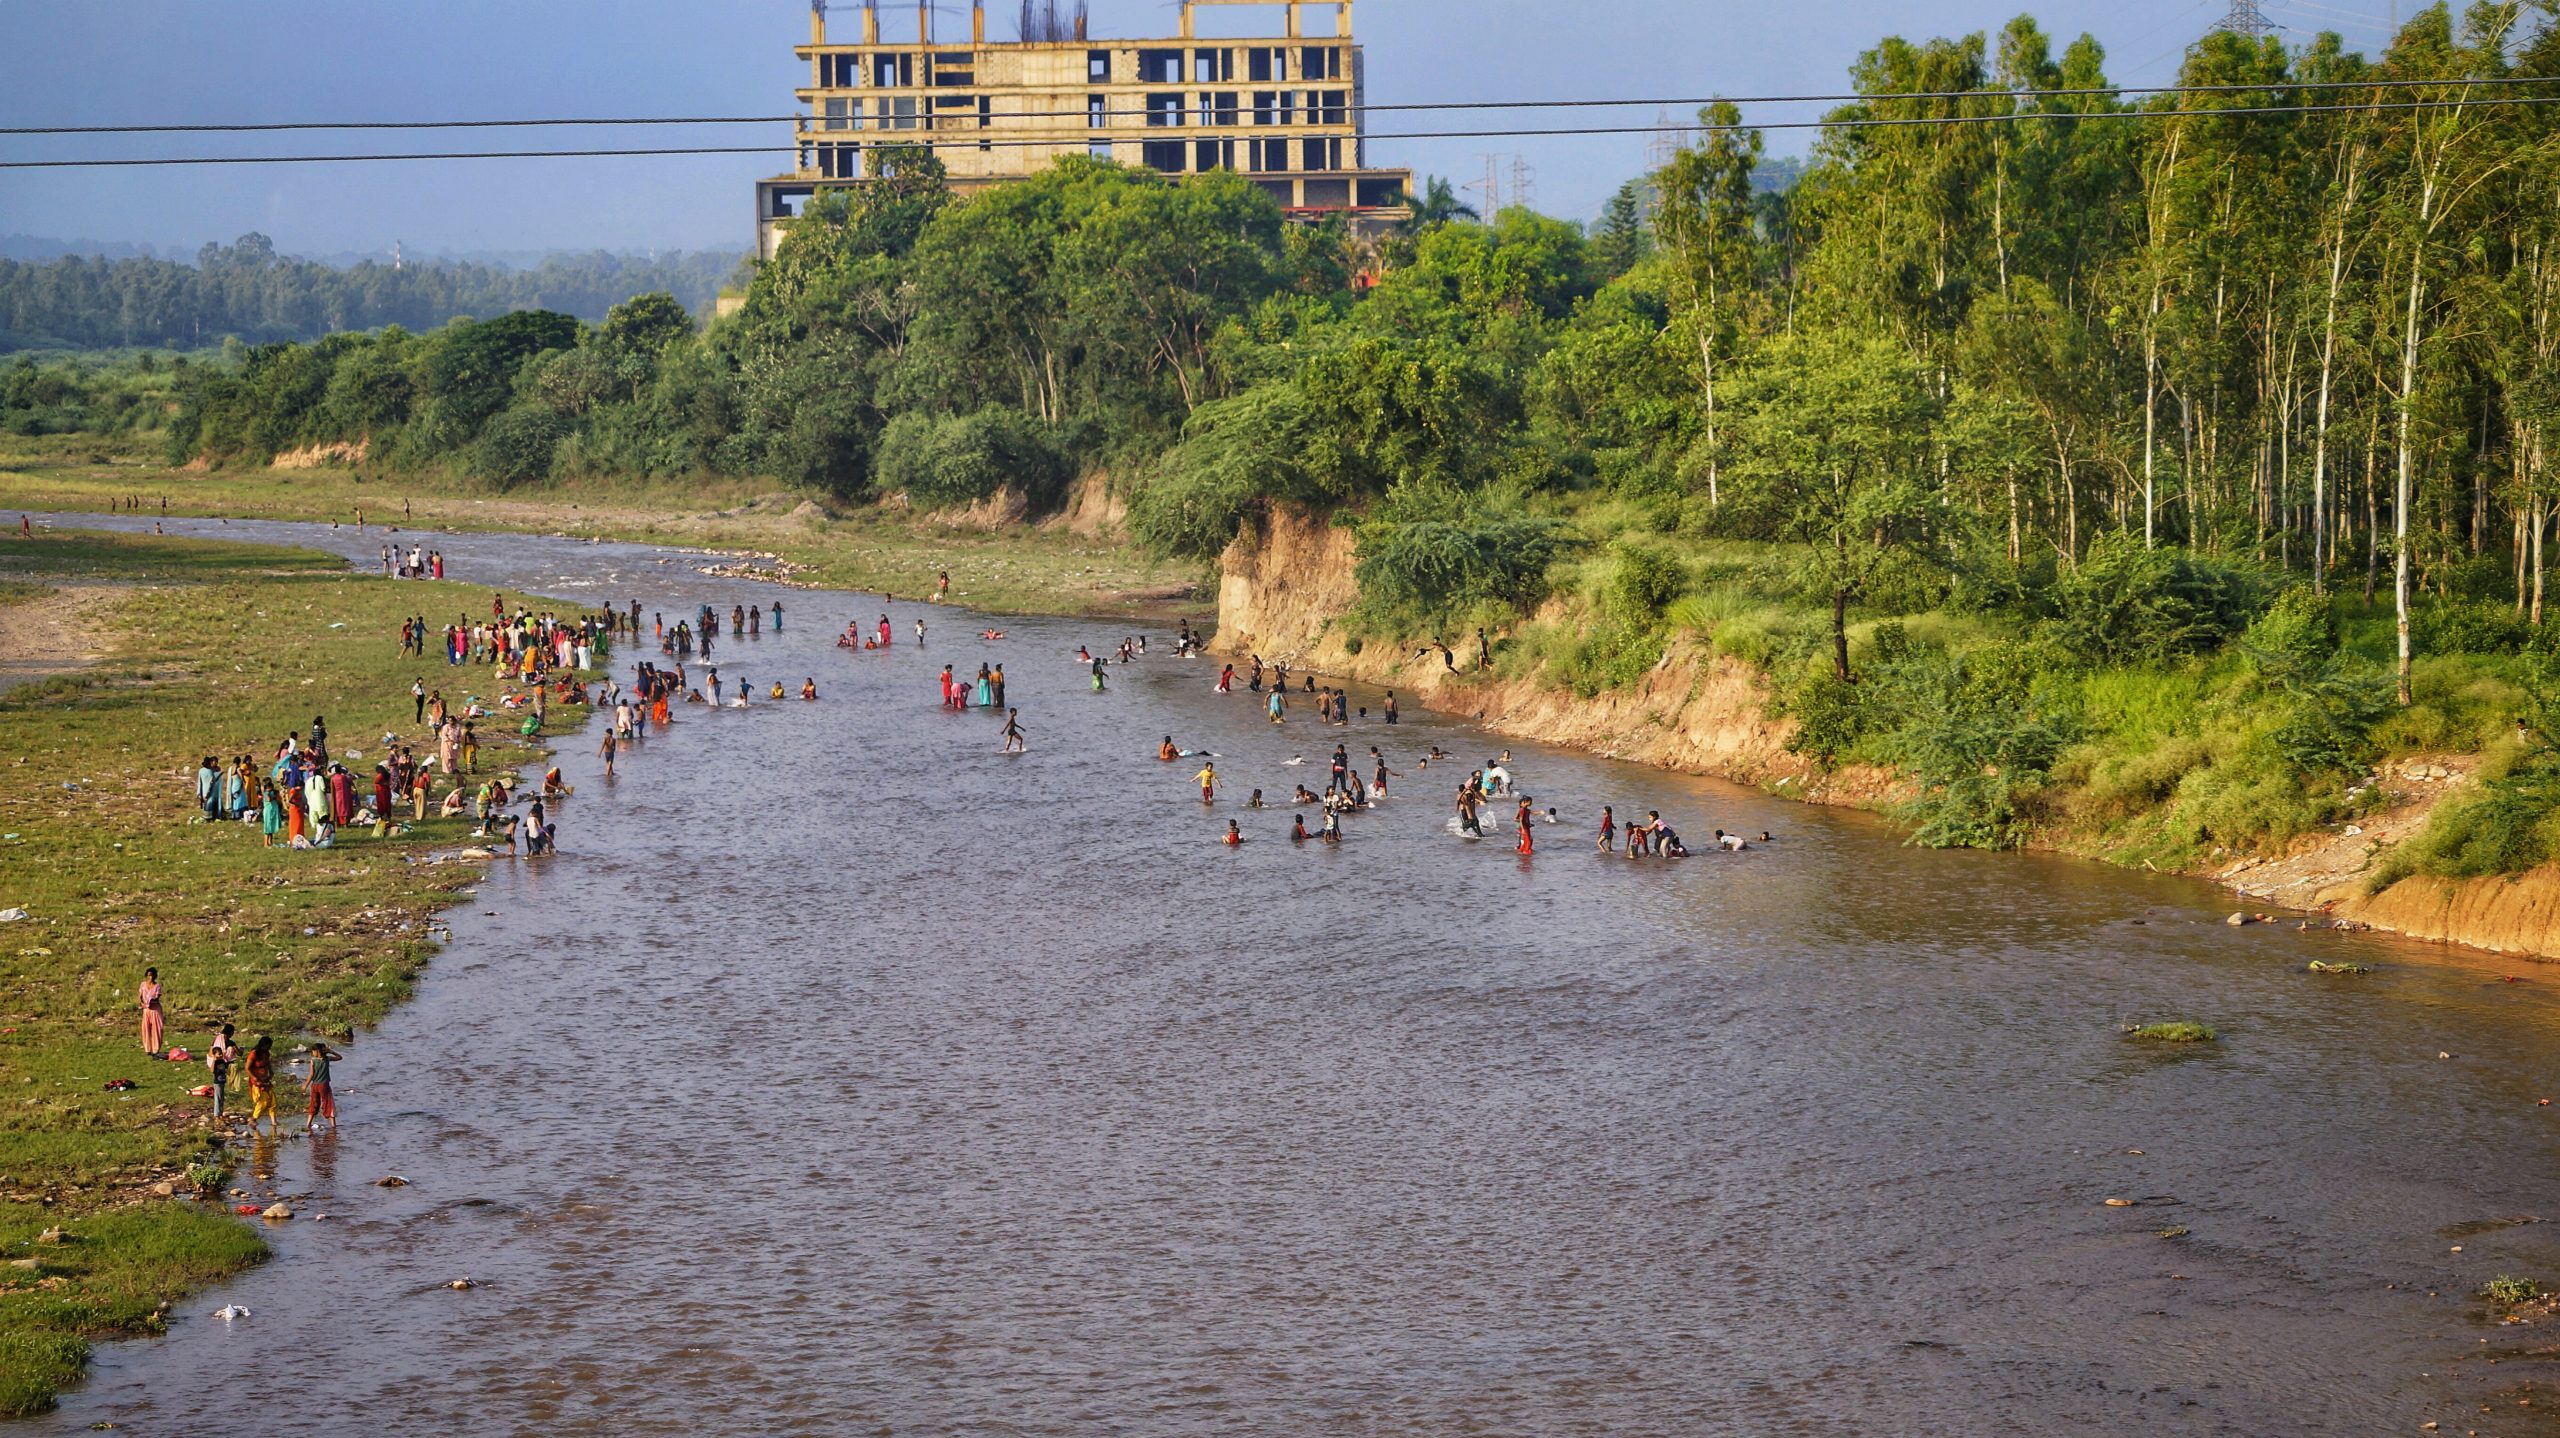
[755,0,1413,258]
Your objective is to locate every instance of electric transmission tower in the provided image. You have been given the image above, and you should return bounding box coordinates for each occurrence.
[2214,0,2275,37]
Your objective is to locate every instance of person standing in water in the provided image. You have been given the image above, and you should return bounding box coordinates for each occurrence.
[1090,656,1107,692]
[1196,761,1217,804]
[301,1042,342,1134]
[244,1036,277,1137]
[1515,796,1535,856]
[991,663,1006,710]
[1267,688,1284,724]
[1597,805,1616,853]
[1001,709,1027,753]
[914,617,926,646]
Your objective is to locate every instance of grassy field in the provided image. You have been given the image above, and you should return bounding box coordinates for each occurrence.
[0,433,1211,621]
[0,527,596,1415]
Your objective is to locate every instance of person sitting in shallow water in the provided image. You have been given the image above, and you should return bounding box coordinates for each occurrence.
[1159,736,1179,761]
[770,681,786,700]
[801,679,818,701]
[1222,820,1245,846]
[1247,788,1264,809]
[1294,784,1319,805]
[1291,814,1310,842]
[685,689,706,704]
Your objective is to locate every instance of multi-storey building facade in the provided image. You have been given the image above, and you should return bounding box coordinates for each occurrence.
[755,0,1411,258]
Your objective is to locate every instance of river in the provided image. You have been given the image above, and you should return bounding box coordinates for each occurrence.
[27,513,2560,1436]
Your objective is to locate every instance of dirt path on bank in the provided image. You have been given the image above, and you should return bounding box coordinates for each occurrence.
[0,582,122,696]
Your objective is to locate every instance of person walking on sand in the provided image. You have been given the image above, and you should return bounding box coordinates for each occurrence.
[138,967,165,1055]
[302,1042,342,1134]
[1002,709,1027,754]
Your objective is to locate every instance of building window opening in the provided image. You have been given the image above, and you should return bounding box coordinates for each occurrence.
[1146,93,1185,127]
[1195,138,1221,172]
[1142,139,1186,173]
[1301,46,1339,80]
[1138,48,1183,84]
[1088,49,1111,80]
[1247,46,1279,82]
[1320,89,1346,125]
[823,98,849,131]
[1088,93,1106,128]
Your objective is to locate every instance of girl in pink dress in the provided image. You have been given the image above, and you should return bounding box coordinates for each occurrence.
[138,968,164,1054]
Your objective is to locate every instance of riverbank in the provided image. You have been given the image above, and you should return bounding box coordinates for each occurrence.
[0,528,591,1415]
[1211,504,2551,964]
[0,436,1209,622]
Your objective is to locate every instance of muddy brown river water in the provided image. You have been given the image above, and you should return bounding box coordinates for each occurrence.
[26,514,2560,1436]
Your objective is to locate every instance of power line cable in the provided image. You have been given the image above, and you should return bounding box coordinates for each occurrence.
[8,92,2556,170]
[4,73,2556,137]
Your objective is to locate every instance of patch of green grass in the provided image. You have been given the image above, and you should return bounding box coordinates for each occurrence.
[0,580,52,607]
[2124,1021,2218,1043]
[0,1201,268,1417]
[0,525,594,1411]
[2485,1275,2543,1306]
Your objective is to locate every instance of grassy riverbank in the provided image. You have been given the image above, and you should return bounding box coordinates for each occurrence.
[0,435,1210,621]
[0,527,585,1415]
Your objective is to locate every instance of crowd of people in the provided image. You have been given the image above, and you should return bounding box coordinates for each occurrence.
[164,536,1765,1143]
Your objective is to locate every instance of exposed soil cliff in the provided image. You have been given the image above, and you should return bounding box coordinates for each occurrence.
[1213,506,1891,802]
[1213,503,2543,964]
[270,439,369,469]
[2336,866,2560,961]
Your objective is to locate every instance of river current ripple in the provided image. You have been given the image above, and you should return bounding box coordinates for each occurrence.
[27,513,2560,1436]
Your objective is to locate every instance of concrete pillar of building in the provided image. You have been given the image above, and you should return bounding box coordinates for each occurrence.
[862,2,879,43]
[1338,2,1353,39]
[917,0,929,43]
[810,0,827,45]
[972,2,985,42]
[1179,2,1194,38]
[1286,2,1301,38]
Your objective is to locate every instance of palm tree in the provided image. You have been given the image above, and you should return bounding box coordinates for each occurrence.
[1407,176,1479,229]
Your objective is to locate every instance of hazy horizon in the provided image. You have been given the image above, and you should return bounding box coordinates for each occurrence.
[0,0,2403,256]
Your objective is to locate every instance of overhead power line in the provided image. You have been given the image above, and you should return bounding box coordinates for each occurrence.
[6,92,2556,171]
[4,73,2558,137]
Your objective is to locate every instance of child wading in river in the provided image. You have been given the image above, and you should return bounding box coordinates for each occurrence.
[302,1042,342,1134]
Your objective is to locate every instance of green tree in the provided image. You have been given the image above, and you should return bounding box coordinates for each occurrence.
[1725,332,1952,679]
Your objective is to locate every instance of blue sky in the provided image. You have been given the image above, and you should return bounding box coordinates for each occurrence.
[0,0,2405,259]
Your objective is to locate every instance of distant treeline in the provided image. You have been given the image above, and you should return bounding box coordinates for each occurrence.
[0,235,746,353]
